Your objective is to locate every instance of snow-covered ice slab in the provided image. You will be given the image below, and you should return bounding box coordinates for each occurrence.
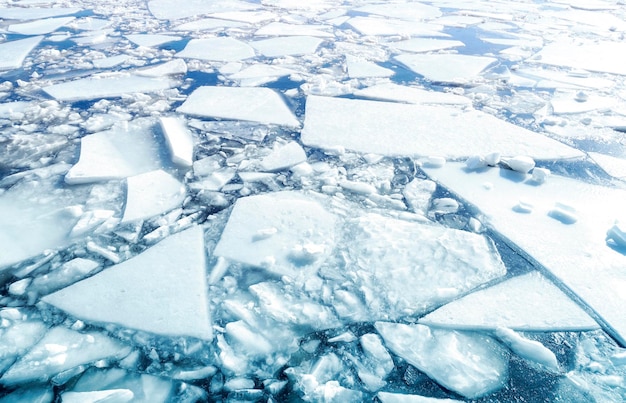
[353,83,471,106]
[159,116,194,167]
[148,0,257,20]
[136,59,187,77]
[422,162,626,345]
[126,34,182,47]
[394,53,496,84]
[42,226,212,340]
[346,55,394,78]
[42,74,178,102]
[346,16,445,37]
[0,36,43,71]
[301,95,582,160]
[354,2,442,21]
[0,326,129,386]
[0,7,80,20]
[214,192,337,278]
[175,37,255,62]
[121,170,186,223]
[550,91,617,115]
[177,86,300,127]
[376,322,508,399]
[588,152,626,180]
[531,40,626,76]
[387,38,464,53]
[7,16,74,35]
[255,22,333,37]
[65,120,164,184]
[260,141,307,172]
[420,271,599,331]
[173,18,246,31]
[251,36,324,57]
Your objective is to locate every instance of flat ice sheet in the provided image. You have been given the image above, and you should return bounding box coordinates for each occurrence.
[394,53,496,84]
[0,36,43,71]
[255,22,334,37]
[126,34,182,47]
[301,95,583,160]
[177,86,300,127]
[354,2,442,21]
[346,55,394,78]
[387,38,464,53]
[65,119,164,184]
[7,16,74,35]
[251,36,324,57]
[43,226,213,340]
[175,37,255,62]
[531,40,626,76]
[420,271,599,331]
[121,170,186,223]
[42,74,178,101]
[346,16,445,37]
[422,162,626,345]
[589,152,626,179]
[148,0,257,20]
[0,7,80,20]
[353,83,471,106]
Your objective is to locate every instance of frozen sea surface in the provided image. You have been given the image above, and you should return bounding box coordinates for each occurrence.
[1,0,626,402]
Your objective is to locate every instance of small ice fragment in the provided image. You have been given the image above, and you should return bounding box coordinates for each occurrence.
[224,377,255,391]
[484,152,501,166]
[327,332,357,343]
[504,156,535,173]
[513,200,534,214]
[86,241,120,263]
[466,155,486,170]
[208,256,229,285]
[606,221,626,248]
[575,91,589,102]
[8,279,31,296]
[548,202,578,224]
[260,142,307,172]
[530,167,550,184]
[252,227,278,242]
[159,117,194,167]
[339,180,376,195]
[288,243,325,266]
[611,352,626,366]
[122,170,186,223]
[495,327,560,373]
[431,198,459,214]
[424,156,446,168]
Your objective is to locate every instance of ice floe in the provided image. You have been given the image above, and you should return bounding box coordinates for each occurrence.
[353,83,471,106]
[42,226,212,340]
[532,40,626,76]
[420,271,599,331]
[251,36,324,57]
[175,37,255,62]
[121,170,186,223]
[394,53,497,84]
[148,0,257,20]
[177,86,300,127]
[0,36,43,71]
[301,95,583,159]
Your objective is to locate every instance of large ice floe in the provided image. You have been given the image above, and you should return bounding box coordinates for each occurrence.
[2,0,626,401]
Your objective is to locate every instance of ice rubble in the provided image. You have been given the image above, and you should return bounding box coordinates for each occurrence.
[420,271,599,331]
[423,162,626,346]
[42,226,213,340]
[301,95,583,159]
[177,86,300,127]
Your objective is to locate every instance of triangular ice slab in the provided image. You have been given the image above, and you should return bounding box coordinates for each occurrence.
[65,120,163,184]
[301,95,582,160]
[422,162,626,345]
[0,326,129,386]
[0,36,43,71]
[177,86,300,127]
[394,53,497,84]
[42,226,212,340]
[420,271,599,331]
[214,192,337,278]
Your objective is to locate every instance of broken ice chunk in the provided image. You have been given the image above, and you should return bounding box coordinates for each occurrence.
[430,197,459,214]
[260,141,307,172]
[394,54,497,84]
[465,155,487,170]
[376,322,508,399]
[606,221,626,248]
[345,55,394,79]
[176,37,254,62]
[503,156,535,173]
[0,36,43,71]
[122,170,186,223]
[65,120,164,184]
[126,34,182,47]
[403,178,436,215]
[42,74,178,102]
[61,389,134,403]
[531,167,550,184]
[178,86,300,127]
[251,36,324,57]
[532,39,626,76]
[159,117,194,167]
[8,17,75,35]
[354,83,471,106]
[42,226,212,340]
[357,333,394,391]
[0,326,129,386]
[214,192,336,278]
[513,200,534,214]
[30,258,100,296]
[377,392,462,402]
[548,202,578,224]
[495,327,560,373]
[0,320,48,362]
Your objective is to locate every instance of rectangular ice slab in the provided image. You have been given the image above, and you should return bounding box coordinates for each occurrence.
[375,322,509,399]
[301,95,582,160]
[422,162,626,345]
[42,226,212,340]
[420,271,599,331]
[0,36,43,71]
[178,86,300,127]
[42,74,178,102]
[0,326,129,386]
[159,116,194,167]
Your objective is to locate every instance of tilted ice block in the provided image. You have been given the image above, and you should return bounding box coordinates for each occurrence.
[177,86,300,127]
[301,95,583,160]
[376,322,509,399]
[422,162,626,345]
[495,327,560,373]
[65,119,164,184]
[61,389,134,403]
[0,326,129,386]
[42,226,213,340]
[589,152,626,180]
[420,271,598,331]
[158,117,194,167]
[176,37,255,62]
[0,320,48,361]
[0,36,43,71]
[214,192,337,278]
[122,170,186,223]
[136,59,188,77]
[394,53,497,84]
